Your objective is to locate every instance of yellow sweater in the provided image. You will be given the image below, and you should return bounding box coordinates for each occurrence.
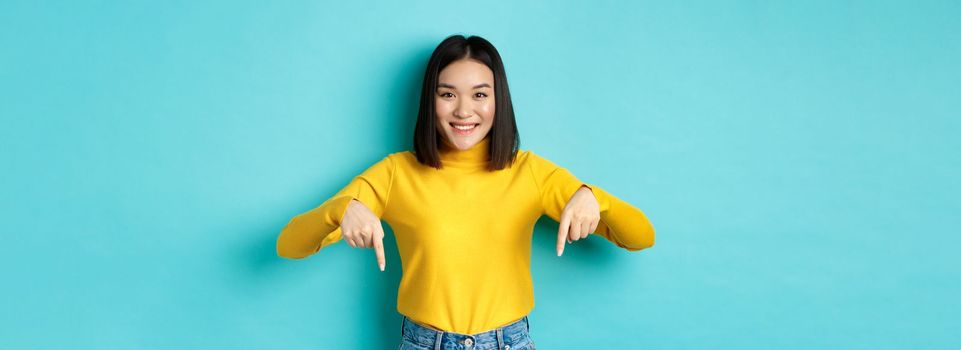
[276,137,655,334]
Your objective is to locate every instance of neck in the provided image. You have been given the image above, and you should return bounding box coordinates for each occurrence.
[438,137,490,168]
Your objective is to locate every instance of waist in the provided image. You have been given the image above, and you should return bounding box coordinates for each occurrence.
[410,316,525,332]
[402,315,531,348]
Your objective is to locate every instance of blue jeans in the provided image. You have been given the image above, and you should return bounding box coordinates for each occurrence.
[398,315,537,350]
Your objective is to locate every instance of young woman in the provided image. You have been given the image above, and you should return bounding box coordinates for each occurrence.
[277,34,655,350]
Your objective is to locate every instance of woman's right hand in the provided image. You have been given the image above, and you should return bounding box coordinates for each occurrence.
[340,198,387,271]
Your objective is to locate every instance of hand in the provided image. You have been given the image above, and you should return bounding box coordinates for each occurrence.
[340,199,387,271]
[557,185,600,257]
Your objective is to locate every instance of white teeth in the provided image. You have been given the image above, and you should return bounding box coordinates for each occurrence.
[452,124,477,130]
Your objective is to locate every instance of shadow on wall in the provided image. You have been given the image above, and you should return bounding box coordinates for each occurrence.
[239,39,435,348]
[230,215,403,348]
[533,215,623,266]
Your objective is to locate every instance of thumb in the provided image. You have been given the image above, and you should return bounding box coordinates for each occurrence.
[373,225,386,271]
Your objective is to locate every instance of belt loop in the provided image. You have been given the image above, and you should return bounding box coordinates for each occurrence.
[525,316,530,332]
[496,328,504,349]
[401,316,406,337]
[433,331,443,350]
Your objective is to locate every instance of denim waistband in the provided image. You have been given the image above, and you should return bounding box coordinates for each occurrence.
[401,315,531,350]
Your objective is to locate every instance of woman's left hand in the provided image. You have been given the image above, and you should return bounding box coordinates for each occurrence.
[557,185,600,257]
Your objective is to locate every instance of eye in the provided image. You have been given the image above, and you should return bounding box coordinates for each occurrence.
[474,92,488,98]
[438,92,454,98]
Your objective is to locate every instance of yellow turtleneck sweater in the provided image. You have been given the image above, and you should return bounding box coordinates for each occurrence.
[276,137,655,334]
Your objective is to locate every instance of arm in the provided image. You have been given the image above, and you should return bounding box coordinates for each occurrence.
[527,152,655,251]
[276,155,394,259]
[580,184,655,251]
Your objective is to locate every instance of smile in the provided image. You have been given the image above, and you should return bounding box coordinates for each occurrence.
[450,122,479,135]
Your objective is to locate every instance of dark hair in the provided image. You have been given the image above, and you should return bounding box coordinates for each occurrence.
[413,34,520,171]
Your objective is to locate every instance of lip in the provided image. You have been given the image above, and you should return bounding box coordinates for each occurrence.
[449,122,479,136]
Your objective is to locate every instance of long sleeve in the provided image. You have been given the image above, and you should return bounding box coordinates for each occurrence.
[276,155,395,259]
[527,152,655,251]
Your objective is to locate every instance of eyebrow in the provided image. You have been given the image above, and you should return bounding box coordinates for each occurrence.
[437,83,492,90]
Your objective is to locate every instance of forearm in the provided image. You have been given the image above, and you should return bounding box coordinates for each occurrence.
[586,185,655,251]
[276,195,353,259]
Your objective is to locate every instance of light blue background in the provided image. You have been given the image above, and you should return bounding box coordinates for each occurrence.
[2,1,959,349]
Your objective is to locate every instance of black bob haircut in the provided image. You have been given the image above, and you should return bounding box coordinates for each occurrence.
[413,34,520,171]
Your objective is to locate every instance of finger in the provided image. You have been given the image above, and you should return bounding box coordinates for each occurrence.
[373,226,386,272]
[589,219,598,234]
[362,230,373,248]
[359,225,372,248]
[569,218,582,242]
[580,221,591,239]
[344,233,356,248]
[557,212,571,256]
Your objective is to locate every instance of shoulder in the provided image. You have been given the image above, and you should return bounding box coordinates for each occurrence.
[516,149,561,169]
[372,150,433,172]
[383,150,419,169]
[387,150,414,162]
[511,149,570,178]
[513,149,538,163]
[357,150,408,174]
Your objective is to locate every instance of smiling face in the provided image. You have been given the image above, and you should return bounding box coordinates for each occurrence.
[434,58,496,151]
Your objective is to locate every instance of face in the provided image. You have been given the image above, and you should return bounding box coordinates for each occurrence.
[434,58,495,151]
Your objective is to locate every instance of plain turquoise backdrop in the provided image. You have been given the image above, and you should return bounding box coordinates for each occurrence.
[2,0,959,349]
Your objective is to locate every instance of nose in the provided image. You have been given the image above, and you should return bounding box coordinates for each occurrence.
[453,100,473,119]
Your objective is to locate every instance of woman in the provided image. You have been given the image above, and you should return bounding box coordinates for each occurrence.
[276,34,655,350]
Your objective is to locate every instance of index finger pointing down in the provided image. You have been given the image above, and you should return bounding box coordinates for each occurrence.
[373,225,386,271]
